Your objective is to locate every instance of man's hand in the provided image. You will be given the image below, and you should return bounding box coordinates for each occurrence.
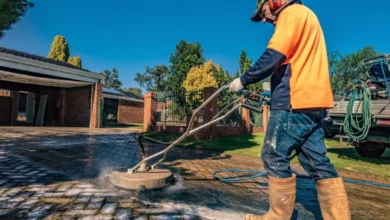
[229,78,244,93]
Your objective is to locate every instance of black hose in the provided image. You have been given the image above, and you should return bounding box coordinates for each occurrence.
[138,133,146,159]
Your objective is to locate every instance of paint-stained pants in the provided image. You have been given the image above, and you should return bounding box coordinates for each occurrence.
[261,109,339,180]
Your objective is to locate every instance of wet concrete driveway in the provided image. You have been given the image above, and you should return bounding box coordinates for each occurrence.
[0,127,389,220]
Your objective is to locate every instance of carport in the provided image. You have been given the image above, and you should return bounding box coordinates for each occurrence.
[0,47,105,128]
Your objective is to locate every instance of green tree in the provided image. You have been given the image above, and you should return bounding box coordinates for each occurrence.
[67,56,82,68]
[165,40,206,118]
[239,49,253,74]
[213,64,233,88]
[0,0,34,39]
[134,65,168,92]
[237,49,263,92]
[225,70,232,82]
[167,40,206,95]
[121,87,142,97]
[330,46,378,95]
[212,64,235,112]
[103,68,123,89]
[235,70,240,78]
[48,35,70,62]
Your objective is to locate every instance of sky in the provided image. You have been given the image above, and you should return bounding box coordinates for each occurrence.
[1,0,390,91]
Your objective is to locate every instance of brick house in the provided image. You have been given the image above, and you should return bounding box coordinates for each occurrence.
[0,47,105,128]
[102,88,144,125]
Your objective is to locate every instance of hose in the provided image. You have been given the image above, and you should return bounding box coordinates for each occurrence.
[211,152,298,183]
[212,169,268,183]
[343,85,372,142]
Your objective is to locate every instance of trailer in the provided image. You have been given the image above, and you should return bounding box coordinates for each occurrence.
[327,55,390,158]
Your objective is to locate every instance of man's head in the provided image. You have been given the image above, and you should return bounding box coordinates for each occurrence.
[251,0,300,24]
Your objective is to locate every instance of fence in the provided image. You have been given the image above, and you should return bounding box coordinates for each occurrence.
[216,92,243,127]
[144,87,268,140]
[154,91,203,126]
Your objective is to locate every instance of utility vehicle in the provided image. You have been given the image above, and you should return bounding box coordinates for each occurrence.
[327,55,390,158]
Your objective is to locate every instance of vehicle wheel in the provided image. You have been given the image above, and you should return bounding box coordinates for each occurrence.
[355,142,386,158]
[325,133,337,139]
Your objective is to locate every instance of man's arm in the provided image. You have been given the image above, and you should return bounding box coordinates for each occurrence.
[240,48,286,86]
[240,12,302,87]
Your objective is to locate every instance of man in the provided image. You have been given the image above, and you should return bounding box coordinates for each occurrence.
[229,1,351,220]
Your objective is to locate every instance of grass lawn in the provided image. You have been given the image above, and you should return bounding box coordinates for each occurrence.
[144,132,390,178]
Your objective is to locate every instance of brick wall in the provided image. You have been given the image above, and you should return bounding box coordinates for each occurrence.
[0,97,11,125]
[117,100,144,124]
[152,125,256,139]
[153,126,187,134]
[253,127,265,133]
[64,86,92,127]
[216,126,247,137]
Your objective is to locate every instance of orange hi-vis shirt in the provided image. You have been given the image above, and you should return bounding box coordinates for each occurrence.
[240,3,334,110]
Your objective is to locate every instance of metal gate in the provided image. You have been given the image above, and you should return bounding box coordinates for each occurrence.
[154,91,203,126]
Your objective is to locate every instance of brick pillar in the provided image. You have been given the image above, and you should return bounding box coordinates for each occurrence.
[117,99,122,123]
[143,93,156,132]
[186,109,206,140]
[59,89,66,126]
[242,107,252,134]
[10,91,20,125]
[90,83,103,128]
[262,105,270,132]
[202,87,218,139]
[186,88,218,140]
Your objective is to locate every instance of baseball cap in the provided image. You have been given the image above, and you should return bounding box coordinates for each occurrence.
[251,0,267,22]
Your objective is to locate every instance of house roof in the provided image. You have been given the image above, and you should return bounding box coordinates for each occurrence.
[103,88,125,95]
[103,87,143,102]
[0,47,90,71]
[0,47,104,84]
[0,70,93,88]
[103,93,144,103]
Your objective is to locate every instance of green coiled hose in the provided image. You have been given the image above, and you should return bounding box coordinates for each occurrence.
[343,85,372,141]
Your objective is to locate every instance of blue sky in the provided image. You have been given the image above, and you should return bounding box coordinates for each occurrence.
[1,0,390,91]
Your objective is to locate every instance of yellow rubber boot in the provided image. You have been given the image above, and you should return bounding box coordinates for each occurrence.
[245,174,296,220]
[316,177,351,220]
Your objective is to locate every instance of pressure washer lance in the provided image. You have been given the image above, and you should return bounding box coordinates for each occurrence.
[110,85,273,190]
[129,86,269,173]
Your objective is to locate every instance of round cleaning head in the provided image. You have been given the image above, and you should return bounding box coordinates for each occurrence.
[110,168,174,190]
